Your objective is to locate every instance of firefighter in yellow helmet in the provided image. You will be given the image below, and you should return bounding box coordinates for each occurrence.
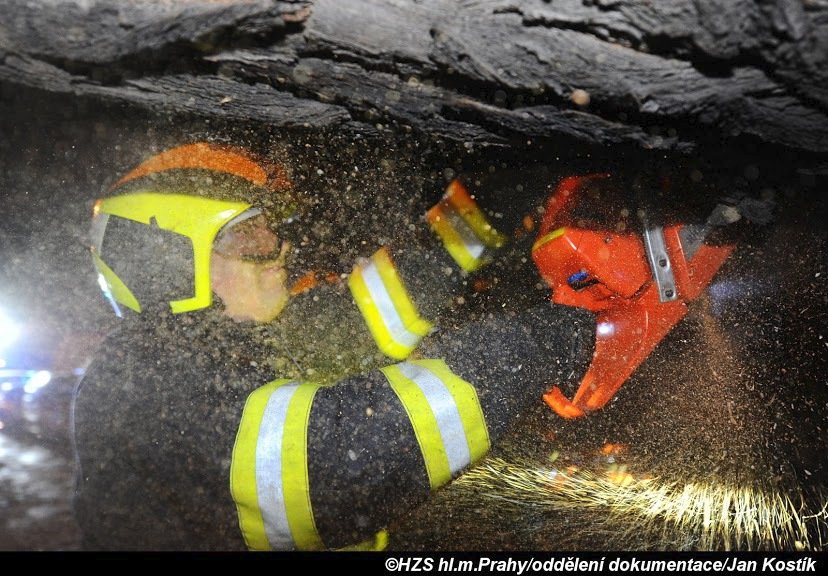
[89,142,297,320]
[88,141,510,379]
[73,143,589,550]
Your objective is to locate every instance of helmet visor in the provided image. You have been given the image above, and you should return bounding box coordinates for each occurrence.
[90,193,250,314]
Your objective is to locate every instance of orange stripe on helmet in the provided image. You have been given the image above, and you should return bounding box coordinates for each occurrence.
[112,142,291,192]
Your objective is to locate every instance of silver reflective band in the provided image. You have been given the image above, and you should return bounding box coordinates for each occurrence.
[444,206,486,262]
[397,362,471,475]
[256,382,300,550]
[361,261,422,350]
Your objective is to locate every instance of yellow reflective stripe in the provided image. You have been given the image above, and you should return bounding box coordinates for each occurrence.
[381,360,490,489]
[256,383,297,549]
[230,380,323,551]
[445,180,507,249]
[339,530,389,551]
[427,181,506,272]
[92,252,142,313]
[382,364,453,488]
[532,226,567,253]
[349,249,433,360]
[414,360,490,463]
[373,248,433,338]
[428,208,484,272]
[281,383,324,551]
[349,266,413,360]
[231,379,291,551]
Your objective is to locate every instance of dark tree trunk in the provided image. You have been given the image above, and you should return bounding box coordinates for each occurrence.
[1,0,826,155]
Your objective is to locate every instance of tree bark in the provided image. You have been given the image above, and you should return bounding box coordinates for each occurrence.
[1,0,826,154]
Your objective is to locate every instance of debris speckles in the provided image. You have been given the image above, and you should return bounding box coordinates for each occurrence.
[571,89,590,107]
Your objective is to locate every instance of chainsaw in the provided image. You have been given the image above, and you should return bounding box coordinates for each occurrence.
[531,174,739,418]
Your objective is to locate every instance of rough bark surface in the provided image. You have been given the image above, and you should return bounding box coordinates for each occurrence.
[1,0,826,153]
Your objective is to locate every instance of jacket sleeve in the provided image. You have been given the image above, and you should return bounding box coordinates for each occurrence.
[346,180,509,361]
[230,302,586,550]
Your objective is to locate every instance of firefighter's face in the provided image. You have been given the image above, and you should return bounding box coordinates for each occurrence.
[210,214,291,323]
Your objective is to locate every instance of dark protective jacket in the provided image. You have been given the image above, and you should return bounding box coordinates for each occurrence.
[73,299,590,550]
[73,176,591,549]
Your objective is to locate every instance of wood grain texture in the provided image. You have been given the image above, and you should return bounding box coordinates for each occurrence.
[1,0,826,153]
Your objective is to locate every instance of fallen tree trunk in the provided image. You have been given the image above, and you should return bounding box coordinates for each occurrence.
[1,0,826,155]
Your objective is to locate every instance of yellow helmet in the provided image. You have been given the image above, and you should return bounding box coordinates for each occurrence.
[90,142,296,316]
